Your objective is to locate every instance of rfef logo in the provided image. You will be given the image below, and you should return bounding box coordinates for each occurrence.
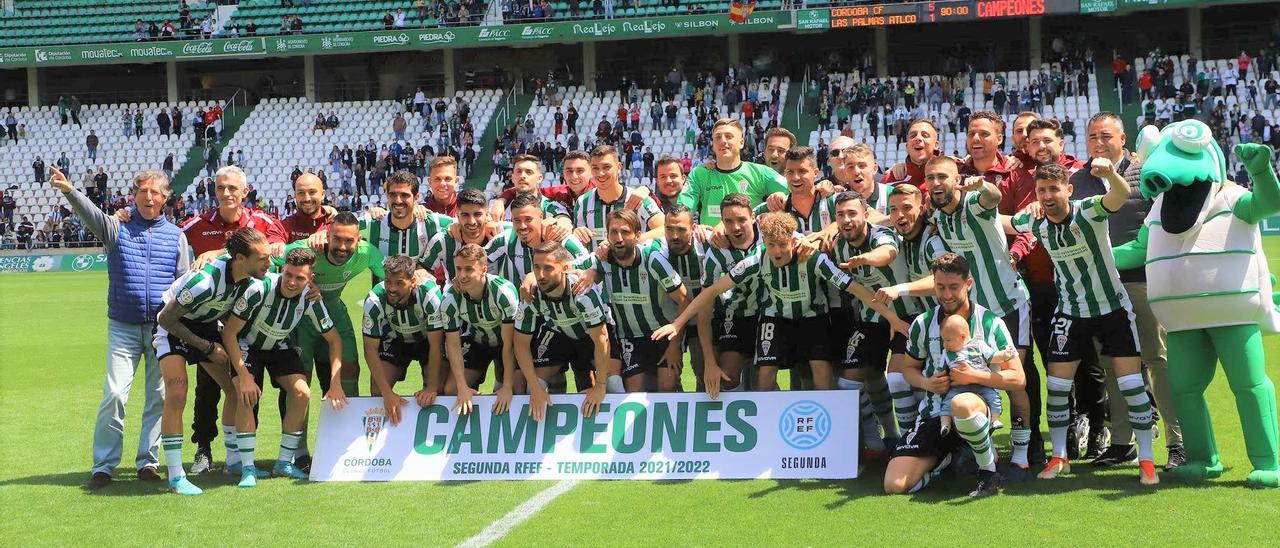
[778,400,831,450]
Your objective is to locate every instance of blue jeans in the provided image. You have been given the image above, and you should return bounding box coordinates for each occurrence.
[91,319,164,475]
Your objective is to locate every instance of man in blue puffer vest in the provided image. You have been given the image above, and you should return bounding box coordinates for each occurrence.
[53,166,191,490]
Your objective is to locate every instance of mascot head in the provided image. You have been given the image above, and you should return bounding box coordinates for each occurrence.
[1134,120,1227,235]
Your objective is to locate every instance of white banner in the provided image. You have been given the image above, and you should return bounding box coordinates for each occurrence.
[310,391,859,481]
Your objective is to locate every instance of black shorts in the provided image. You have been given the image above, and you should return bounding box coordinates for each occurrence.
[890,313,916,354]
[153,318,220,365]
[1048,308,1141,363]
[244,347,307,380]
[754,315,833,368]
[610,335,670,379]
[833,318,891,370]
[461,336,501,374]
[1002,301,1032,350]
[378,338,431,382]
[528,325,595,372]
[712,314,758,356]
[890,416,961,460]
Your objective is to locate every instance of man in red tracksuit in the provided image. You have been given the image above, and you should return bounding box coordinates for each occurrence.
[280,173,335,243]
[880,119,948,190]
[180,166,286,475]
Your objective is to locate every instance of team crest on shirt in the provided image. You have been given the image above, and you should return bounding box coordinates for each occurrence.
[233,297,248,314]
[177,289,194,306]
[343,270,354,280]
[737,180,749,193]
[364,316,374,331]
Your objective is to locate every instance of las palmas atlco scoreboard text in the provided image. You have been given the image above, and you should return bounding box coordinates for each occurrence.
[310,392,860,481]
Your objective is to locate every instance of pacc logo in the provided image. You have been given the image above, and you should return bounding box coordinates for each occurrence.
[778,400,832,450]
[521,26,553,39]
[479,28,510,41]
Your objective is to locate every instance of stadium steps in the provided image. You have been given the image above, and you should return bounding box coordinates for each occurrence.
[169,103,256,196]
[1092,56,1138,147]
[782,80,816,146]
[466,93,532,191]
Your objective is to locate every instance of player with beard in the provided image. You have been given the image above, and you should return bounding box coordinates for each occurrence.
[221,248,347,486]
[513,244,613,420]
[582,210,687,392]
[357,171,453,276]
[438,244,520,415]
[760,127,797,174]
[492,192,592,285]
[927,156,1036,473]
[884,253,1026,498]
[1021,118,1105,462]
[155,227,271,495]
[1008,162,1157,485]
[424,189,506,284]
[362,256,445,426]
[491,155,574,234]
[678,118,789,226]
[280,173,336,243]
[698,194,765,397]
[642,203,707,389]
[575,145,665,250]
[272,212,381,470]
[492,151,606,216]
[654,212,908,392]
[875,184,948,432]
[753,146,834,233]
[828,191,918,457]
[882,119,950,189]
[652,156,688,214]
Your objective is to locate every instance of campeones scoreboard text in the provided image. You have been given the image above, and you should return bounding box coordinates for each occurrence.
[830,0,1081,27]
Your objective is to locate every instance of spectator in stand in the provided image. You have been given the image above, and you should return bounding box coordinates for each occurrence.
[314,112,326,130]
[17,216,34,249]
[6,110,18,143]
[56,152,70,175]
[394,8,406,28]
[133,110,144,138]
[383,11,394,29]
[86,130,99,161]
[393,112,407,140]
[162,153,175,180]
[95,168,110,197]
[1,191,14,224]
[291,15,304,34]
[33,155,46,183]
[157,109,171,136]
[326,111,339,129]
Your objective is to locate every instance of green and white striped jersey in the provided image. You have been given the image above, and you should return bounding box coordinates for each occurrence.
[861,181,892,217]
[751,194,836,234]
[702,235,764,319]
[591,245,683,338]
[900,223,947,311]
[232,272,333,350]
[573,185,662,248]
[362,279,443,343]
[728,251,851,319]
[1011,196,1129,318]
[829,223,918,321]
[422,226,508,282]
[906,304,1015,419]
[165,256,250,323]
[440,274,519,348]
[645,238,705,327]
[504,195,570,221]
[487,230,593,283]
[931,191,1028,316]
[513,273,609,340]
[360,212,454,260]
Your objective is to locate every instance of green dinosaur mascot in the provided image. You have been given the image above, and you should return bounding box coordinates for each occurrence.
[1113,119,1280,487]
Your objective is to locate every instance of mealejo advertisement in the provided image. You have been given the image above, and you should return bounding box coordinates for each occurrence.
[310,391,859,481]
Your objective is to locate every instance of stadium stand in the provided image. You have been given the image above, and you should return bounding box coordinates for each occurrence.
[0,0,217,47]
[0,101,195,232]
[807,64,1100,169]
[220,89,502,212]
[493,75,789,193]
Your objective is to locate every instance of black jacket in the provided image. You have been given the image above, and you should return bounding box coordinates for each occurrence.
[1069,154,1148,283]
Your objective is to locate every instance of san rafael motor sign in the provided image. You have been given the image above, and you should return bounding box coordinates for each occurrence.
[310,391,859,481]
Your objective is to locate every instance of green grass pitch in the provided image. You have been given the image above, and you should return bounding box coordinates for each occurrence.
[2,239,1279,546]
